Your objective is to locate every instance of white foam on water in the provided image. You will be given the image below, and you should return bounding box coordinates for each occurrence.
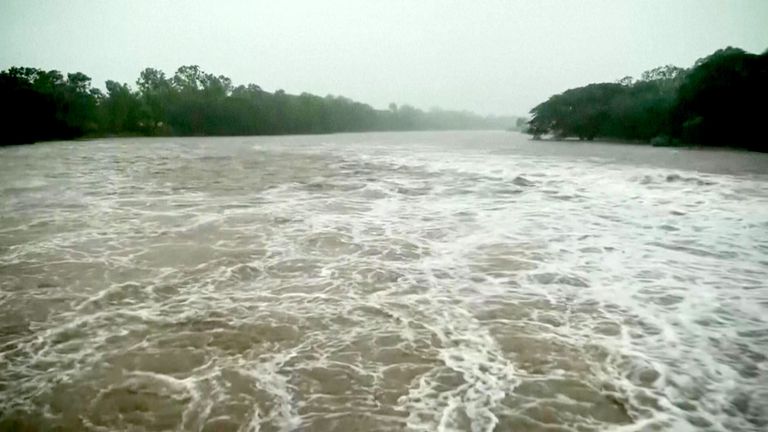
[1,132,767,431]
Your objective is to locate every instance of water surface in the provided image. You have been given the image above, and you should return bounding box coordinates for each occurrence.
[1,131,767,431]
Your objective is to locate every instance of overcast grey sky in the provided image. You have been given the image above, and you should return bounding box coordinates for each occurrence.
[1,0,767,116]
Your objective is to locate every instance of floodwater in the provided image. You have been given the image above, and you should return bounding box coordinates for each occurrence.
[1,131,766,431]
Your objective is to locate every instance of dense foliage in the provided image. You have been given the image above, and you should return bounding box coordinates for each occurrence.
[528,47,768,151]
[1,65,517,145]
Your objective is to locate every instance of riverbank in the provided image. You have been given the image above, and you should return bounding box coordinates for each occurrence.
[528,135,764,153]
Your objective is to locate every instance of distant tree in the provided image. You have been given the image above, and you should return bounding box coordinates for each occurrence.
[527,46,767,150]
[673,47,767,150]
[0,67,101,144]
[61,72,100,134]
[640,64,685,82]
[2,63,522,144]
[136,67,171,132]
[1,68,60,144]
[101,81,143,133]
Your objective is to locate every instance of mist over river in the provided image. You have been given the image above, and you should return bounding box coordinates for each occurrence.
[1,131,767,431]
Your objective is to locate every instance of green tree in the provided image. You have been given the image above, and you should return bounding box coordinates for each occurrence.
[102,81,143,133]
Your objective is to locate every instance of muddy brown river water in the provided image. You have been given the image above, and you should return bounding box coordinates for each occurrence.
[1,131,767,431]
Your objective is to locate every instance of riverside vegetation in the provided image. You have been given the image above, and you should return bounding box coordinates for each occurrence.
[527,47,768,151]
[2,46,765,150]
[0,65,517,145]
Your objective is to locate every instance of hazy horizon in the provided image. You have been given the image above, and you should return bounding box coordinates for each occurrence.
[2,0,767,116]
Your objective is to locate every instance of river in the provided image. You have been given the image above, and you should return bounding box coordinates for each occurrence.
[1,131,767,431]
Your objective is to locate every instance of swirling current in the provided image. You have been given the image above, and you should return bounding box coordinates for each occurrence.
[1,131,767,431]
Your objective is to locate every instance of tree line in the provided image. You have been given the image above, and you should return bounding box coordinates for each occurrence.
[527,47,768,151]
[1,65,518,145]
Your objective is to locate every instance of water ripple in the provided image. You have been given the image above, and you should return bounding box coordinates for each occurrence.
[1,132,767,431]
